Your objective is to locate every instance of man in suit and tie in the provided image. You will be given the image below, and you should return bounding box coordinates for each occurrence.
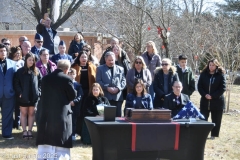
[96,51,126,117]
[31,33,45,62]
[0,43,17,139]
[51,40,73,65]
[164,81,190,117]
[37,18,57,56]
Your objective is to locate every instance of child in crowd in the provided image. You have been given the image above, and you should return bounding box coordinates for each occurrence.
[176,55,195,98]
[68,68,83,141]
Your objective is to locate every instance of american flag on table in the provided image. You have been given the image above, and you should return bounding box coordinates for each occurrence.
[173,101,205,120]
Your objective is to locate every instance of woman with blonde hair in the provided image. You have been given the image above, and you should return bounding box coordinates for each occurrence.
[198,58,226,139]
[141,41,161,100]
[153,58,179,108]
[81,83,110,144]
[126,56,152,93]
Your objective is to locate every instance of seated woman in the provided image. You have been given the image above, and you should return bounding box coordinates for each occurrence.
[124,80,153,115]
[81,83,110,144]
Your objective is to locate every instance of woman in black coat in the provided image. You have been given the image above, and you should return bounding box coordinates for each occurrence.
[198,58,226,139]
[81,83,110,144]
[14,53,42,139]
[68,33,86,59]
[153,58,179,108]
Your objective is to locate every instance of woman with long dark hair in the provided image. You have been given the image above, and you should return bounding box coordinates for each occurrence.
[126,56,152,93]
[71,50,96,136]
[198,58,226,139]
[83,44,99,66]
[125,79,153,115]
[14,53,42,139]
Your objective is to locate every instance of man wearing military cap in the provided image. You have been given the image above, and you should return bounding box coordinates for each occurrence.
[31,33,46,62]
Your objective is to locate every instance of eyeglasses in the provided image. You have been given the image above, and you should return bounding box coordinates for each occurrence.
[161,63,169,66]
[3,43,10,46]
[135,61,142,64]
[36,41,43,43]
[84,49,89,52]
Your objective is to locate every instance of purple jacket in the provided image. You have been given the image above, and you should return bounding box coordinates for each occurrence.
[36,60,57,77]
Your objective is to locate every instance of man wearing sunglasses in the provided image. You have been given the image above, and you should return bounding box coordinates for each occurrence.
[31,33,45,62]
[1,38,11,52]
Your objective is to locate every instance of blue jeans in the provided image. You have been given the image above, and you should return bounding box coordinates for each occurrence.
[149,83,155,102]
[0,96,15,137]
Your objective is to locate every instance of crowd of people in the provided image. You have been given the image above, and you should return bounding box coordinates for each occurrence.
[0,16,226,159]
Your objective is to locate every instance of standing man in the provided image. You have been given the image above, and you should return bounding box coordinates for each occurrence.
[37,17,57,56]
[0,44,16,139]
[21,41,32,60]
[100,37,130,68]
[31,33,45,62]
[36,59,76,159]
[51,40,73,65]
[96,51,126,117]
[176,55,195,97]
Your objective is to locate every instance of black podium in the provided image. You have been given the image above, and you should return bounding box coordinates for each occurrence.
[85,117,214,160]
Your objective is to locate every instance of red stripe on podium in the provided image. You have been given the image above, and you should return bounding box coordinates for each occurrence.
[173,122,180,150]
[131,122,136,151]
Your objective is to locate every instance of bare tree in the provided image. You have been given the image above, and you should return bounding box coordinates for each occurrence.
[13,0,85,30]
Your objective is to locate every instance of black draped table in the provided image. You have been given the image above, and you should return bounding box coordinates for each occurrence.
[85,117,214,160]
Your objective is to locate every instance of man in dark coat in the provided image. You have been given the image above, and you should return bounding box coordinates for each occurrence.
[31,33,46,62]
[36,59,76,158]
[36,18,57,56]
[163,81,190,117]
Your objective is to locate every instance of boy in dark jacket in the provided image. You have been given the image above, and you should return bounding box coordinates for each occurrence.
[176,55,195,97]
[68,68,83,141]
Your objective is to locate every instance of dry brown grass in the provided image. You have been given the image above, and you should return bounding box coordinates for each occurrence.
[0,85,240,160]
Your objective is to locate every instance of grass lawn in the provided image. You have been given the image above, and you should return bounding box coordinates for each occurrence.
[0,85,240,160]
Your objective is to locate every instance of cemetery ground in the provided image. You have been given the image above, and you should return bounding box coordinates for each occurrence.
[0,85,239,160]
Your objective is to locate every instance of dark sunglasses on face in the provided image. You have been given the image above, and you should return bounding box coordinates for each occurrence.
[3,43,10,46]
[84,49,89,52]
[161,63,169,66]
[37,41,43,43]
[135,61,142,64]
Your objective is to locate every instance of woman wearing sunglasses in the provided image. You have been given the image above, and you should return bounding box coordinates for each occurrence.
[126,56,152,93]
[153,58,179,108]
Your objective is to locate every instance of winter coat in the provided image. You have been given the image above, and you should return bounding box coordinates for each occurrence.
[83,95,110,117]
[153,66,179,108]
[14,67,42,104]
[71,61,96,91]
[176,65,195,96]
[36,60,57,77]
[141,51,161,79]
[197,70,226,110]
[126,68,152,93]
[68,40,86,59]
[36,69,76,148]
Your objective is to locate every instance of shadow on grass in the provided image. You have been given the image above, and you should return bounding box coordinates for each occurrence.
[0,127,91,149]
